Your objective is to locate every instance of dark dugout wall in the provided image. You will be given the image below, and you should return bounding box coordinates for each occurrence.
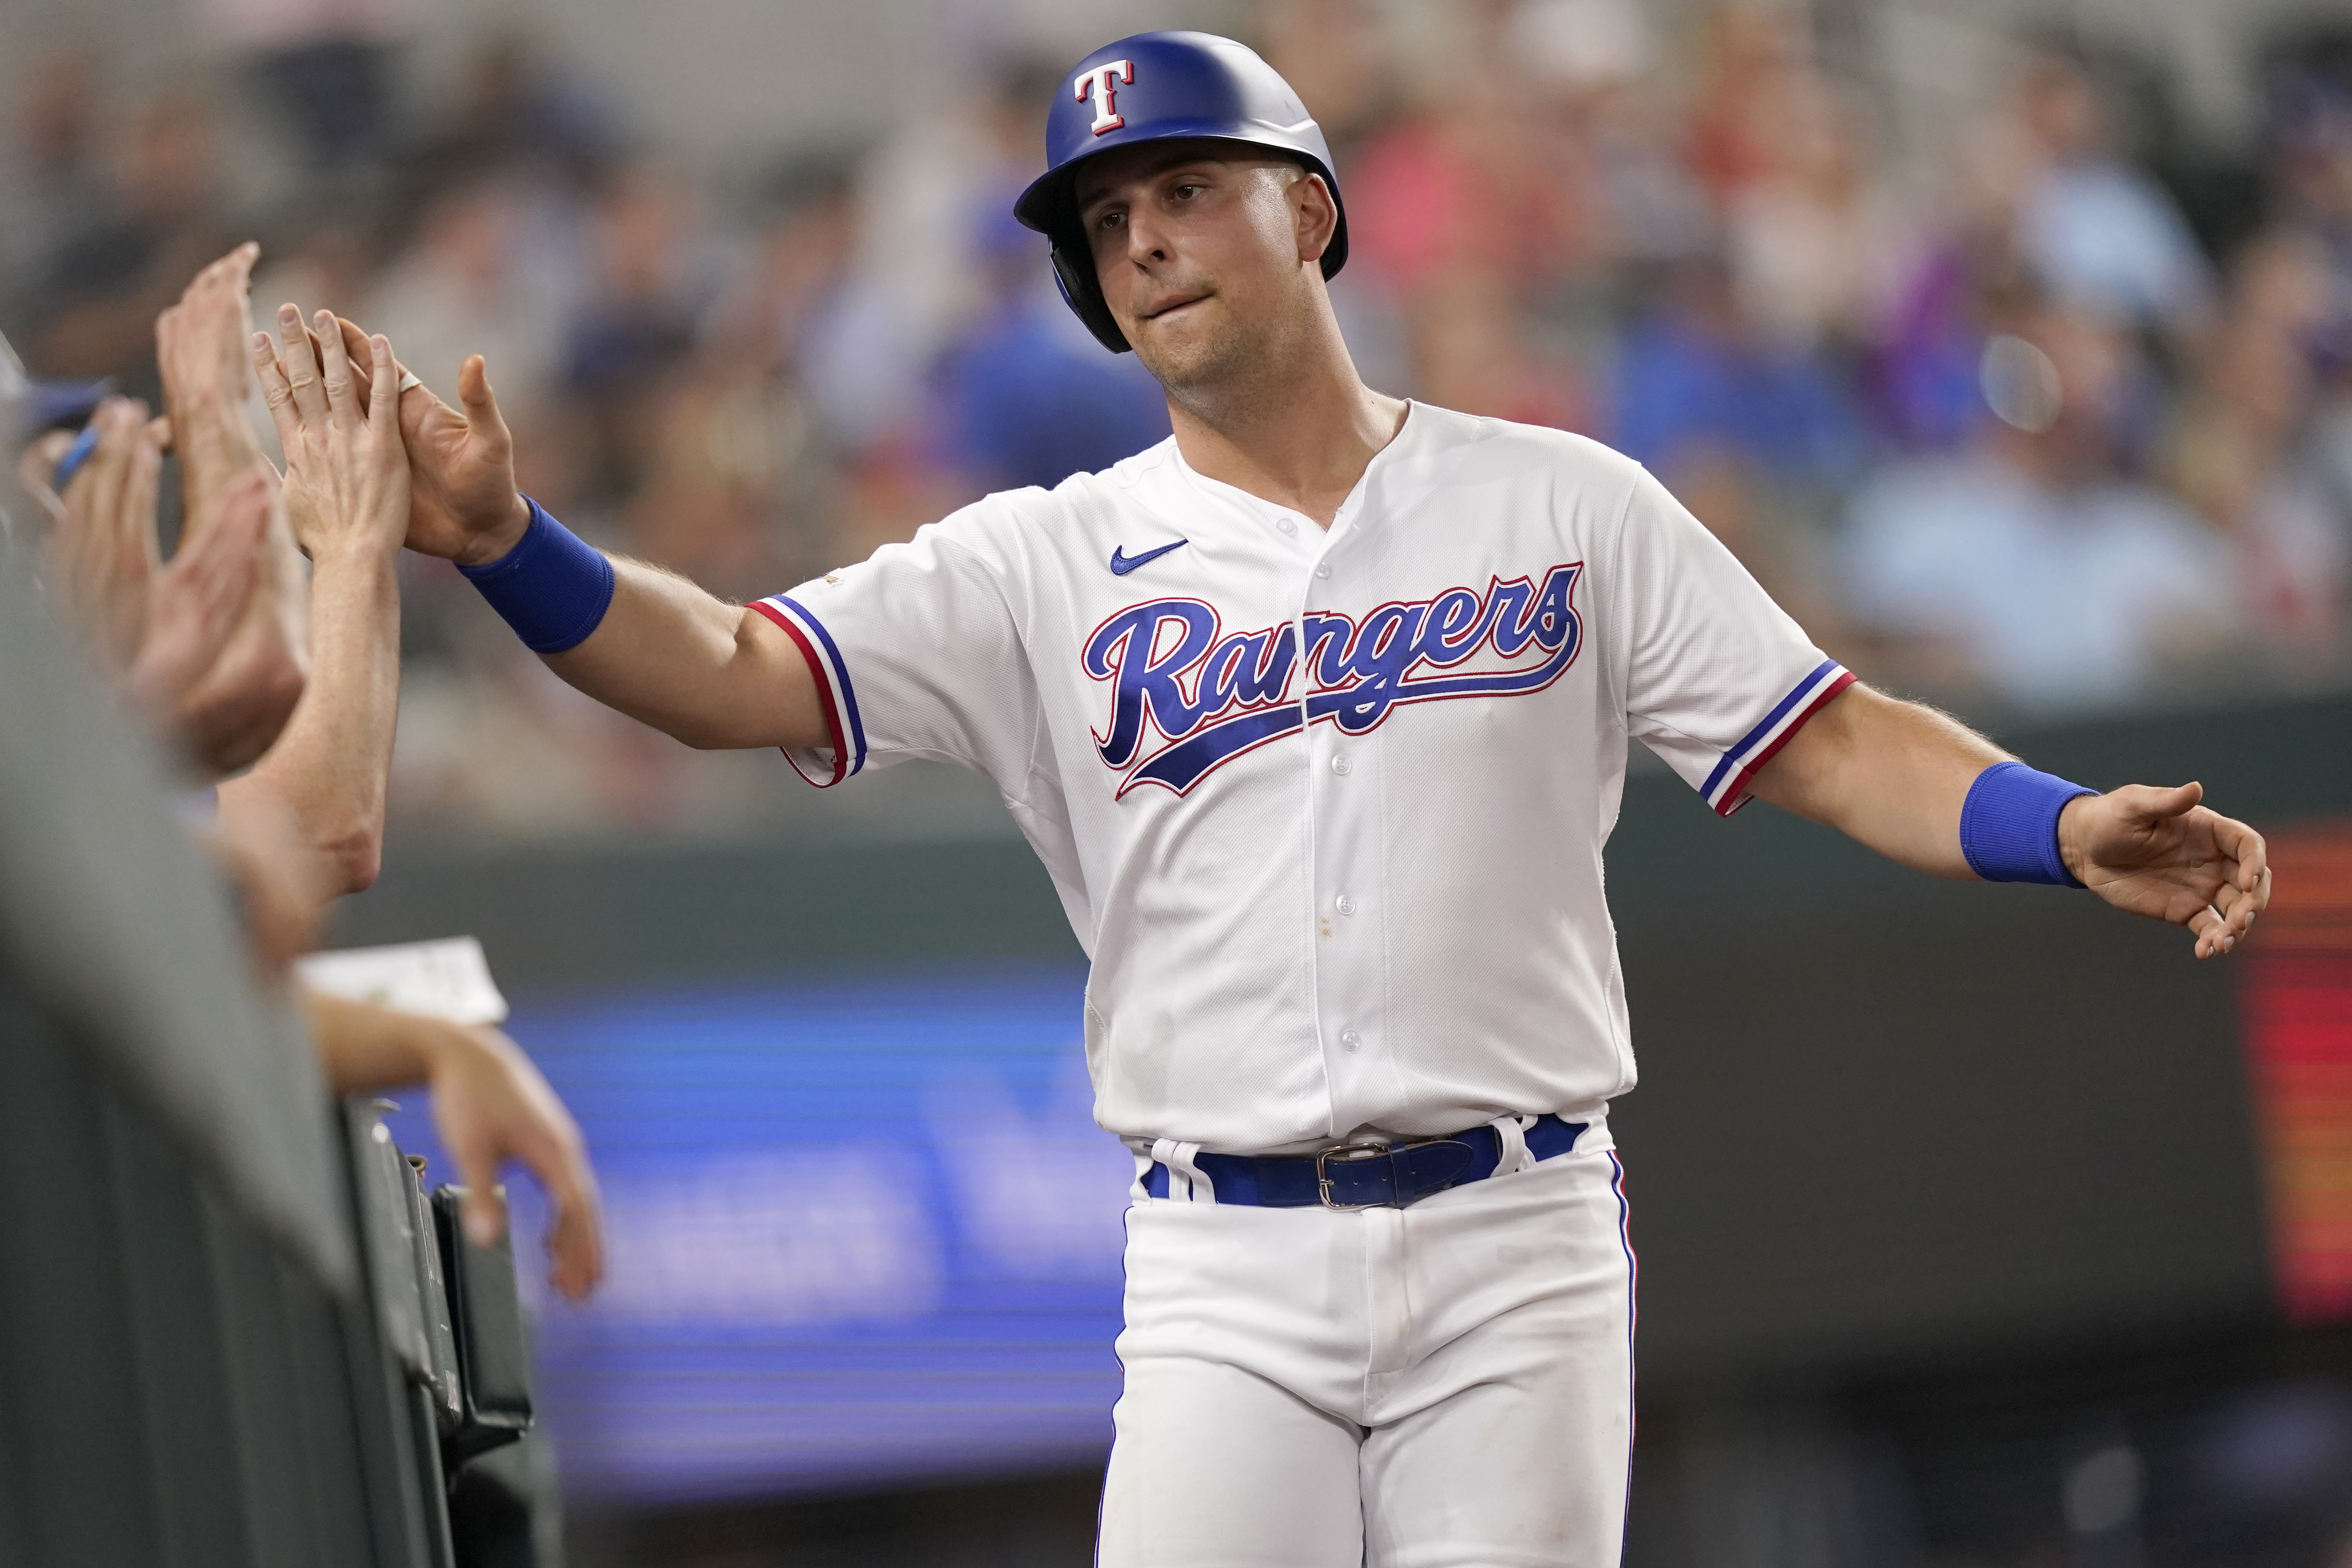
[0,556,456,1568]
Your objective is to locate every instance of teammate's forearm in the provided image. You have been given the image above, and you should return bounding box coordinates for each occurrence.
[176,486,312,771]
[174,400,267,541]
[303,988,456,1095]
[218,540,401,894]
[538,554,828,751]
[1747,684,2002,878]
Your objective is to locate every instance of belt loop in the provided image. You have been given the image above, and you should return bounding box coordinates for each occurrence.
[1490,1114,1538,1177]
[1150,1138,1188,1202]
[1170,1141,1215,1205]
[1130,1145,1157,1202]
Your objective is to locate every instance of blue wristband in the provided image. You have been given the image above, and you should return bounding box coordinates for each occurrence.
[456,496,615,654]
[1959,760,2097,887]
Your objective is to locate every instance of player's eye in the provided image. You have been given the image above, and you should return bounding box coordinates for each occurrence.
[1096,210,1125,233]
[1171,183,1202,201]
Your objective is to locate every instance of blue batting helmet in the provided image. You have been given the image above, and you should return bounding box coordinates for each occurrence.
[1012,31,1348,354]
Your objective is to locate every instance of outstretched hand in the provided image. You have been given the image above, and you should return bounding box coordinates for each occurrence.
[328,316,528,566]
[251,306,409,560]
[426,1023,605,1302]
[2059,783,2270,960]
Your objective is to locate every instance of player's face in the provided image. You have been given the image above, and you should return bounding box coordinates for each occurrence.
[1074,142,1332,395]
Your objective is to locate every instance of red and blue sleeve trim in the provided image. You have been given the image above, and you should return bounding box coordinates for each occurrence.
[750,594,868,787]
[1698,657,1856,817]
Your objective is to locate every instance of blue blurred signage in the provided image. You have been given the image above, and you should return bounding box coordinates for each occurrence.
[383,964,1128,1501]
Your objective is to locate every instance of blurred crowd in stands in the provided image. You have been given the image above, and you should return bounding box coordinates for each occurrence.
[8,0,2352,836]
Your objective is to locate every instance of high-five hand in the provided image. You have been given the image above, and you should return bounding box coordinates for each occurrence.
[330,317,528,566]
[2059,783,2271,960]
[251,307,409,560]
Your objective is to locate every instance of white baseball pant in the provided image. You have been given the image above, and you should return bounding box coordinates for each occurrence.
[1097,1129,1636,1567]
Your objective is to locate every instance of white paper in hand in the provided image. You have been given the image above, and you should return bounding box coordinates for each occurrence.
[295,936,509,1025]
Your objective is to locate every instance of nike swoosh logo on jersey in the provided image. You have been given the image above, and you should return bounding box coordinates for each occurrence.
[1109,539,1189,575]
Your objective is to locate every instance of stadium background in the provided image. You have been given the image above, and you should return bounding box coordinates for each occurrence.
[5,0,2352,1563]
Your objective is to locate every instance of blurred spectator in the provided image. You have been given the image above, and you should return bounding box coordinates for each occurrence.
[2269,71,2352,316]
[1724,75,1899,354]
[1258,0,1395,155]
[2167,230,2352,666]
[563,163,718,504]
[364,170,570,432]
[24,88,235,394]
[0,45,106,334]
[1409,269,1590,432]
[2009,44,2215,337]
[197,0,418,178]
[931,209,1170,494]
[1611,255,1869,490]
[1683,0,1812,206]
[1842,305,2235,710]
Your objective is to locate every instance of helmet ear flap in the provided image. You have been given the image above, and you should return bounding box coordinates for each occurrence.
[1050,240,1132,355]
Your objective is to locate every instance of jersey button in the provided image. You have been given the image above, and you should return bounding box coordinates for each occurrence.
[1314,564,1331,579]
[1330,755,1352,776]
[1340,1029,1362,1053]
[1336,894,1358,917]
[1276,517,1297,535]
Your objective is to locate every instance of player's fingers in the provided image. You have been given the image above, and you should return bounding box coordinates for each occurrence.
[313,309,358,427]
[365,335,402,444]
[456,354,507,436]
[2186,901,2231,960]
[2224,864,2272,931]
[249,331,303,453]
[274,303,330,426]
[2207,813,2268,895]
[2119,781,2202,827]
[331,317,376,413]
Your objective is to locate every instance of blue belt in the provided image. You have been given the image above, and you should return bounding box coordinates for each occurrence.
[1143,1114,1587,1210]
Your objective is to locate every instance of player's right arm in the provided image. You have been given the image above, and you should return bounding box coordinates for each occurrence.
[352,337,827,752]
[548,551,827,751]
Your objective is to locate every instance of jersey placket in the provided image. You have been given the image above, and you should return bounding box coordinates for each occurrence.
[1292,493,1393,1143]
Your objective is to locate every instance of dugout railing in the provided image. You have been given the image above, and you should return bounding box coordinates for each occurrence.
[0,553,547,1568]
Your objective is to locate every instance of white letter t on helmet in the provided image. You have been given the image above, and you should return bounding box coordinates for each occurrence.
[1078,60,1136,136]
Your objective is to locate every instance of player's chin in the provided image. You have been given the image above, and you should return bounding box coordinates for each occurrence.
[1131,314,1240,388]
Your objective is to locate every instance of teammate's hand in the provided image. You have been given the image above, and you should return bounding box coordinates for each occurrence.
[329,316,529,567]
[128,465,304,774]
[154,243,267,510]
[155,244,259,422]
[45,396,168,675]
[2058,783,2270,960]
[425,1023,605,1302]
[251,308,410,561]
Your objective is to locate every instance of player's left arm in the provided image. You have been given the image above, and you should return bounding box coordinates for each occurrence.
[1747,681,2270,959]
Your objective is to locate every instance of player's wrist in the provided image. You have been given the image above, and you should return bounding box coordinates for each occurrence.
[453,493,534,569]
[2054,794,2097,885]
[1958,761,2098,887]
[457,495,616,653]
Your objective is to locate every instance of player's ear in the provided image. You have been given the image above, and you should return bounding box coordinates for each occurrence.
[1293,169,1337,268]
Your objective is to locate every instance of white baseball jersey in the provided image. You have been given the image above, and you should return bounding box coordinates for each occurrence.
[753,403,1850,1155]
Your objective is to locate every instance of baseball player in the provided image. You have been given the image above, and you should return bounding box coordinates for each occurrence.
[329,31,2268,1566]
